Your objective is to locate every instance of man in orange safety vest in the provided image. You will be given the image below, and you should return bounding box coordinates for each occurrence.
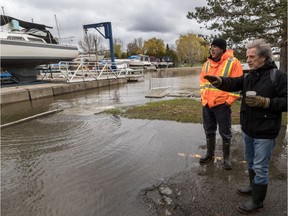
[199,38,243,170]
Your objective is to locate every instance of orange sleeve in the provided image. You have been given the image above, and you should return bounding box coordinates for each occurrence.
[199,62,208,93]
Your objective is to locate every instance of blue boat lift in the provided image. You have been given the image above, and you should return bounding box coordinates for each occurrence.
[38,22,144,83]
[83,22,115,68]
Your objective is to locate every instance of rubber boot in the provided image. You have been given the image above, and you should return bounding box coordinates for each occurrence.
[199,136,215,163]
[223,141,232,170]
[237,183,267,214]
[237,169,255,196]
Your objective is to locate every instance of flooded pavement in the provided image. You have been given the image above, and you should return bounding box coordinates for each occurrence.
[140,126,287,216]
[1,69,287,216]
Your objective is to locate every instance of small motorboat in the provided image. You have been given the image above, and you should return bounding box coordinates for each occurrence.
[128,54,151,68]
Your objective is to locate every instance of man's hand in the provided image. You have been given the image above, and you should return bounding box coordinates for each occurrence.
[204,75,222,87]
[245,95,270,108]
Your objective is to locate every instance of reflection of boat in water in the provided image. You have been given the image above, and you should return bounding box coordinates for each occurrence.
[0,15,79,82]
[128,54,151,68]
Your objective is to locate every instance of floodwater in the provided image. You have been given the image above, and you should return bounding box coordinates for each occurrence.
[1,69,200,125]
[1,69,286,216]
[1,69,206,216]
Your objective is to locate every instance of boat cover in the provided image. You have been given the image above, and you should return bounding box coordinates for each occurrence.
[0,15,58,44]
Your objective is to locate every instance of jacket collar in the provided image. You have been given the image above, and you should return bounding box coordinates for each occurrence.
[251,61,278,73]
[208,49,234,64]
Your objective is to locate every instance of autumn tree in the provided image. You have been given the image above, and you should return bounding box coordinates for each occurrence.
[166,44,178,65]
[176,33,209,66]
[143,37,166,57]
[78,33,103,55]
[126,37,143,56]
[113,38,124,58]
[187,0,287,72]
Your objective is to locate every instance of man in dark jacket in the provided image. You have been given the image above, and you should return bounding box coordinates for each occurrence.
[204,39,287,214]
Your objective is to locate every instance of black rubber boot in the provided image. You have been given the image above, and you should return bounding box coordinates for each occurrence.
[199,136,215,163]
[237,183,267,214]
[237,169,255,196]
[223,141,232,170]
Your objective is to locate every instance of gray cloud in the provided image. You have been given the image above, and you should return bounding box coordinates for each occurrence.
[1,0,209,48]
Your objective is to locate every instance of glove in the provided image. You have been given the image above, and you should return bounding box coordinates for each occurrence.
[245,95,270,108]
[204,75,222,87]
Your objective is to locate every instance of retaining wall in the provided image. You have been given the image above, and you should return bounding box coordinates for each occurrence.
[1,78,129,105]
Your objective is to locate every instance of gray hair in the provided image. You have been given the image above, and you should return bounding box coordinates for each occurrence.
[245,39,273,62]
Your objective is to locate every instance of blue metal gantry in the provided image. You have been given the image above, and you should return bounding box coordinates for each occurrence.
[82,22,115,68]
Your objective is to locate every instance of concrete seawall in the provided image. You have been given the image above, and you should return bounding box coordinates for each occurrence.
[1,67,201,105]
[0,77,130,105]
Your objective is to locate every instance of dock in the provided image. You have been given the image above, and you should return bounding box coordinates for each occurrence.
[0,75,144,105]
[1,60,147,105]
[145,88,169,98]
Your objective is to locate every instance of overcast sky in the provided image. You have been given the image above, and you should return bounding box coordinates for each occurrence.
[1,0,210,49]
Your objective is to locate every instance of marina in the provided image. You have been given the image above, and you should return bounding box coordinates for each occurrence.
[0,15,174,85]
[0,51,201,105]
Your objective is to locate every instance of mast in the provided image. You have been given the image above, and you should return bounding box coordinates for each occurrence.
[1,6,5,15]
[1,6,5,31]
[54,14,61,44]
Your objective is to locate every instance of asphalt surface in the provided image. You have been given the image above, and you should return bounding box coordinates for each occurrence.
[139,128,287,216]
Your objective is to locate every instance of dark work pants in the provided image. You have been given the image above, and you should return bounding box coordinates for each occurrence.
[202,104,232,142]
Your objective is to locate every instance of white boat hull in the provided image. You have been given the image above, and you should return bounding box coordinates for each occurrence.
[0,15,79,82]
[1,39,78,68]
[128,59,145,67]
[127,54,151,68]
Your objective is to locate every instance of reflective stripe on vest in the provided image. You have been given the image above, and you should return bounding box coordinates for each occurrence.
[205,57,234,77]
[222,57,234,77]
[205,61,210,73]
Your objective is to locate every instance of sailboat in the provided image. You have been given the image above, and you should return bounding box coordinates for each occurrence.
[0,15,79,82]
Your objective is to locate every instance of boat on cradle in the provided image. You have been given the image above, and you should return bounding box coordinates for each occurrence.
[127,54,152,68]
[0,15,79,82]
[100,58,129,69]
[75,53,105,62]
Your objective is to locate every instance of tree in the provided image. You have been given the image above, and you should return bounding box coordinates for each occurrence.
[78,33,103,55]
[126,37,143,56]
[187,0,287,72]
[143,37,166,57]
[113,38,124,59]
[176,33,209,66]
[166,44,179,66]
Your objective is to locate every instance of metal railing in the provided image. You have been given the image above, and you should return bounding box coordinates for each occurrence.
[41,61,144,82]
[149,77,174,90]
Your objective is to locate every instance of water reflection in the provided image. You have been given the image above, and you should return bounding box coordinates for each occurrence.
[1,112,207,216]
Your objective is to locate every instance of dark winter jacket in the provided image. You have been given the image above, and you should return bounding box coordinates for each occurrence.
[218,61,287,139]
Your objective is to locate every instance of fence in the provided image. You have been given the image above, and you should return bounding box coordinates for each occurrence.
[40,61,144,83]
[149,77,174,91]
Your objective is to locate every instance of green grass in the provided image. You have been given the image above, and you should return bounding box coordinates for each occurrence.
[104,98,287,125]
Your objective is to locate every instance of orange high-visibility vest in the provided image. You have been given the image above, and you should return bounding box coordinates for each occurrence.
[199,50,243,108]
